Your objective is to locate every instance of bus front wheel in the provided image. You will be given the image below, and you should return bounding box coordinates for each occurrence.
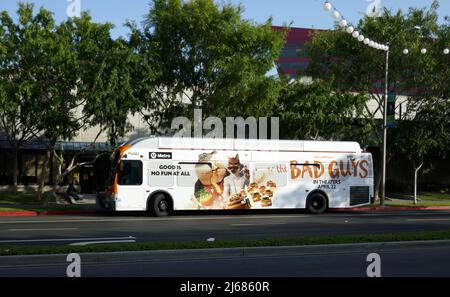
[306,192,328,214]
[149,194,172,217]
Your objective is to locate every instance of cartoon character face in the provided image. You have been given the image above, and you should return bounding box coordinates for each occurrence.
[227,154,242,174]
[195,164,212,186]
[212,167,227,184]
[196,151,227,187]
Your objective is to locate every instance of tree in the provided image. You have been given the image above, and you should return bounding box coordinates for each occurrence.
[0,3,55,192]
[131,0,286,133]
[305,1,449,199]
[36,12,153,201]
[389,19,450,202]
[276,78,373,141]
[1,3,153,201]
[391,119,449,203]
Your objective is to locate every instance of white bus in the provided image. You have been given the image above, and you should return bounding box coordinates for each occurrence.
[98,137,374,216]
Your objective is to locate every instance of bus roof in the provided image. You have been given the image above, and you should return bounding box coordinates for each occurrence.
[128,137,362,153]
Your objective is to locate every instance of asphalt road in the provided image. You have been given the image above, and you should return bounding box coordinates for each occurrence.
[0,210,450,246]
[1,244,450,276]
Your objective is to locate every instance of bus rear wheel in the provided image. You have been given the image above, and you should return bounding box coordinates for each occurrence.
[149,194,172,217]
[306,192,328,214]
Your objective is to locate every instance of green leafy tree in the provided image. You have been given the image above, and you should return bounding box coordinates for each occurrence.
[132,0,286,133]
[276,78,373,141]
[390,20,450,200]
[0,3,55,192]
[38,13,153,200]
[305,1,449,198]
[1,3,153,201]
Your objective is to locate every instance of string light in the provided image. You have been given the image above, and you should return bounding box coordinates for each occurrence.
[323,1,332,11]
[332,10,340,19]
[320,1,387,51]
[321,1,446,54]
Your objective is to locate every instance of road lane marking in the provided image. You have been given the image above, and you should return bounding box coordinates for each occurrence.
[0,236,136,244]
[69,240,136,246]
[231,223,287,227]
[0,215,307,224]
[7,228,78,232]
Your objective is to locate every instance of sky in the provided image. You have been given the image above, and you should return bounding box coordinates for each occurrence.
[0,0,449,39]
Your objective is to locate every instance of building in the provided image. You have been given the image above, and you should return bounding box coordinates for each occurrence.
[272,26,315,78]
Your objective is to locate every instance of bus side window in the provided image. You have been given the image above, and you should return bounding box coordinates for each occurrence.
[148,162,174,187]
[118,160,143,186]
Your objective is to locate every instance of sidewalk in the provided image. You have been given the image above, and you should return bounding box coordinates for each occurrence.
[330,205,450,213]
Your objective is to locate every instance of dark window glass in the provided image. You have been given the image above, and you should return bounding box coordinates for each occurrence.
[118,160,142,186]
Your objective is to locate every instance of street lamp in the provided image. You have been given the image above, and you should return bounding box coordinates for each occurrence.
[380,25,421,206]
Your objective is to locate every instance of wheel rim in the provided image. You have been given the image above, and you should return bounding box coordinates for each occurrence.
[311,196,325,210]
[158,200,168,212]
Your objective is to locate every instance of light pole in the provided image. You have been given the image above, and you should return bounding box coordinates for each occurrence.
[381,45,389,206]
[380,26,421,207]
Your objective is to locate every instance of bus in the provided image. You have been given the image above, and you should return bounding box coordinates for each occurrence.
[98,137,374,216]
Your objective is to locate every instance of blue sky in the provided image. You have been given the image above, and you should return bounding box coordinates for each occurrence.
[1,0,449,38]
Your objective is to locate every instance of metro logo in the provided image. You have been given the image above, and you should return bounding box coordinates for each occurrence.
[149,152,172,159]
[290,159,370,180]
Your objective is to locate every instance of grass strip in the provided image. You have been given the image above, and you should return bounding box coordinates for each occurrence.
[1,230,450,256]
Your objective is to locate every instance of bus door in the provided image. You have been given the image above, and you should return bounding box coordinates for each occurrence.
[117,159,146,210]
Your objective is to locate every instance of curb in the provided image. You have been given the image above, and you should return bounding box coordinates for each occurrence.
[330,206,450,212]
[1,239,450,267]
[0,210,100,217]
[0,211,38,217]
[39,210,100,216]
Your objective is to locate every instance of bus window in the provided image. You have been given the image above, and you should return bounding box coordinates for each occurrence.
[118,160,143,186]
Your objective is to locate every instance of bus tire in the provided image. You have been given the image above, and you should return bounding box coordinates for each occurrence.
[149,193,172,217]
[306,192,328,214]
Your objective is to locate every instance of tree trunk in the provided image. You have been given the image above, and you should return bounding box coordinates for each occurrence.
[37,149,50,202]
[374,148,383,201]
[12,147,18,193]
[374,150,393,202]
